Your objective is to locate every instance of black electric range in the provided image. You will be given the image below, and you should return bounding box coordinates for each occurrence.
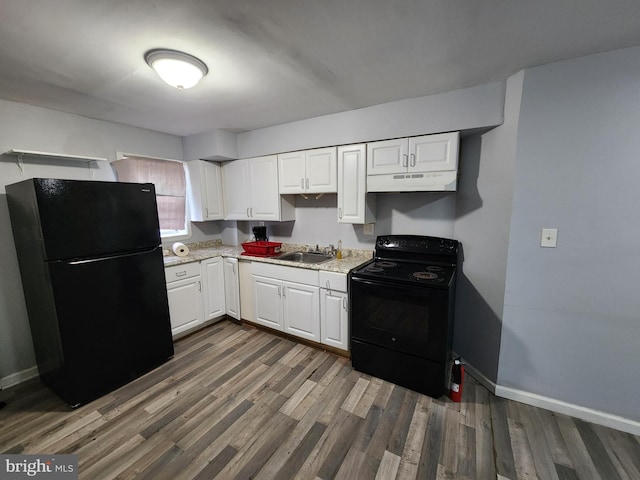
[349,234,460,398]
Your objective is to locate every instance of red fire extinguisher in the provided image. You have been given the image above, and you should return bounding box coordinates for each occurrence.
[449,359,464,402]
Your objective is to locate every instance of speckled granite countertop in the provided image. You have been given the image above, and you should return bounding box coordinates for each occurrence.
[163,240,372,274]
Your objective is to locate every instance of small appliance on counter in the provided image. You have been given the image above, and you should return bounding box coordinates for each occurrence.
[252,225,268,241]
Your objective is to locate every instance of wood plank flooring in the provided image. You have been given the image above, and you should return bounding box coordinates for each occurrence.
[1,320,639,479]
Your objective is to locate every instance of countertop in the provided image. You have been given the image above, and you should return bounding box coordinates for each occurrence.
[163,241,372,274]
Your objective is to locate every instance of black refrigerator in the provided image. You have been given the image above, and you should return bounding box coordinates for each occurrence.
[6,178,174,407]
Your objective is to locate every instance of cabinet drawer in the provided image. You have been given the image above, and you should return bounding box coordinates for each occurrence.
[165,262,201,283]
[252,262,318,286]
[319,271,347,292]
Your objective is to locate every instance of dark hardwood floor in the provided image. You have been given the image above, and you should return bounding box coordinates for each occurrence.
[1,320,639,479]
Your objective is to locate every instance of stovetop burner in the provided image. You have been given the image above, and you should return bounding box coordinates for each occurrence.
[376,261,398,268]
[352,258,455,288]
[412,271,441,281]
[350,234,459,289]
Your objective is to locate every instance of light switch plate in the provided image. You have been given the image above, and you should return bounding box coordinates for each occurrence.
[541,228,558,247]
[363,223,375,236]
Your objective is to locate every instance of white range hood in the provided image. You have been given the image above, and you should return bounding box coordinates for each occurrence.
[366,132,459,192]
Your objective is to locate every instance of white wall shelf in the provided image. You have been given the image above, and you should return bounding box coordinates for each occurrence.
[3,149,108,177]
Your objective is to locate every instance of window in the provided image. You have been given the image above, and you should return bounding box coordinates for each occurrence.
[111,155,189,239]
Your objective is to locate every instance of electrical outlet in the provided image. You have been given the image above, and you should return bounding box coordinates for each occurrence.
[541,228,558,248]
[363,223,375,236]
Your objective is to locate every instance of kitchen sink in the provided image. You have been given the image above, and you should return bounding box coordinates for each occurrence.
[277,251,334,264]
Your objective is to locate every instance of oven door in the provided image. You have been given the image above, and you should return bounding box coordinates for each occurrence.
[350,276,450,362]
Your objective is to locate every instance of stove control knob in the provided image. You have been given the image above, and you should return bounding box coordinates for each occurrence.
[391,337,396,342]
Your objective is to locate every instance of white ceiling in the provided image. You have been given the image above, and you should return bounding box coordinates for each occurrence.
[2,0,640,137]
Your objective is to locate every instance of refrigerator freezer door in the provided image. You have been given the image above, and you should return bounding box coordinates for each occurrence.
[47,246,173,406]
[33,179,162,260]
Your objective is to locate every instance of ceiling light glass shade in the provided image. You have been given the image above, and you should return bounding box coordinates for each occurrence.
[145,49,208,90]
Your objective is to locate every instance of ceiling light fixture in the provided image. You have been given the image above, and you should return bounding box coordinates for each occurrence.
[144,49,208,90]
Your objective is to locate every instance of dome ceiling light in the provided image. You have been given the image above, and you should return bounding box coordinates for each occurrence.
[144,49,208,90]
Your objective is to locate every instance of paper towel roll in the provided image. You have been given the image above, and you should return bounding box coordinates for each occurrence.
[172,242,189,257]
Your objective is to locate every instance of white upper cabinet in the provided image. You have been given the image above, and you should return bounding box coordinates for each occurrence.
[409,133,459,172]
[366,138,409,176]
[222,155,295,221]
[337,144,376,224]
[221,158,250,219]
[367,132,459,175]
[278,147,337,194]
[278,151,306,193]
[186,160,224,221]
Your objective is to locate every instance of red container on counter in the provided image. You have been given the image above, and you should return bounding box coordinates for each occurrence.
[241,241,282,257]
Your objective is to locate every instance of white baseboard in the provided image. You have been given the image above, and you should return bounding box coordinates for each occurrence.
[495,384,640,436]
[0,366,39,390]
[453,353,640,436]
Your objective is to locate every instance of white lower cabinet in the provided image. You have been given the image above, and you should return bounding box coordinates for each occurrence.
[252,264,347,349]
[165,263,204,337]
[319,271,349,351]
[320,289,348,350]
[253,275,320,342]
[253,275,283,330]
[224,257,241,320]
[165,257,230,338]
[201,257,226,321]
[282,281,320,341]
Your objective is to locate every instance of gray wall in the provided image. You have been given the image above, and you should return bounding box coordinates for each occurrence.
[237,81,505,157]
[452,71,524,382]
[235,80,505,251]
[0,99,185,386]
[498,46,640,421]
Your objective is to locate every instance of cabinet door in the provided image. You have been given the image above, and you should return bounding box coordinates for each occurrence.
[253,275,283,330]
[366,138,408,175]
[320,289,349,350]
[202,161,224,219]
[305,147,337,193]
[166,276,203,336]
[201,257,225,321]
[222,159,250,220]
[224,257,241,320]
[282,281,320,342]
[249,155,281,221]
[278,151,306,194]
[409,132,459,173]
[338,144,375,224]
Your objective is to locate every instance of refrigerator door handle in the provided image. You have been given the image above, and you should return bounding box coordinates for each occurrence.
[65,246,160,265]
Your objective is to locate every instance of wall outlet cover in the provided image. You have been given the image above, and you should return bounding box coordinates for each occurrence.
[541,228,558,247]
[363,223,375,236]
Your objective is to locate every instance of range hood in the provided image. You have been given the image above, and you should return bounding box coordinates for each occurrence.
[366,132,459,193]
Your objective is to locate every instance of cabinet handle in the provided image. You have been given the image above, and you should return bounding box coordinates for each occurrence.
[410,153,416,167]
[282,286,286,298]
[198,281,202,292]
[306,178,309,189]
[338,207,342,219]
[301,178,305,189]
[250,207,253,217]
[246,207,250,218]
[175,271,187,277]
[232,263,236,274]
[278,285,281,297]
[205,207,209,217]
[343,297,347,310]
[403,154,408,167]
